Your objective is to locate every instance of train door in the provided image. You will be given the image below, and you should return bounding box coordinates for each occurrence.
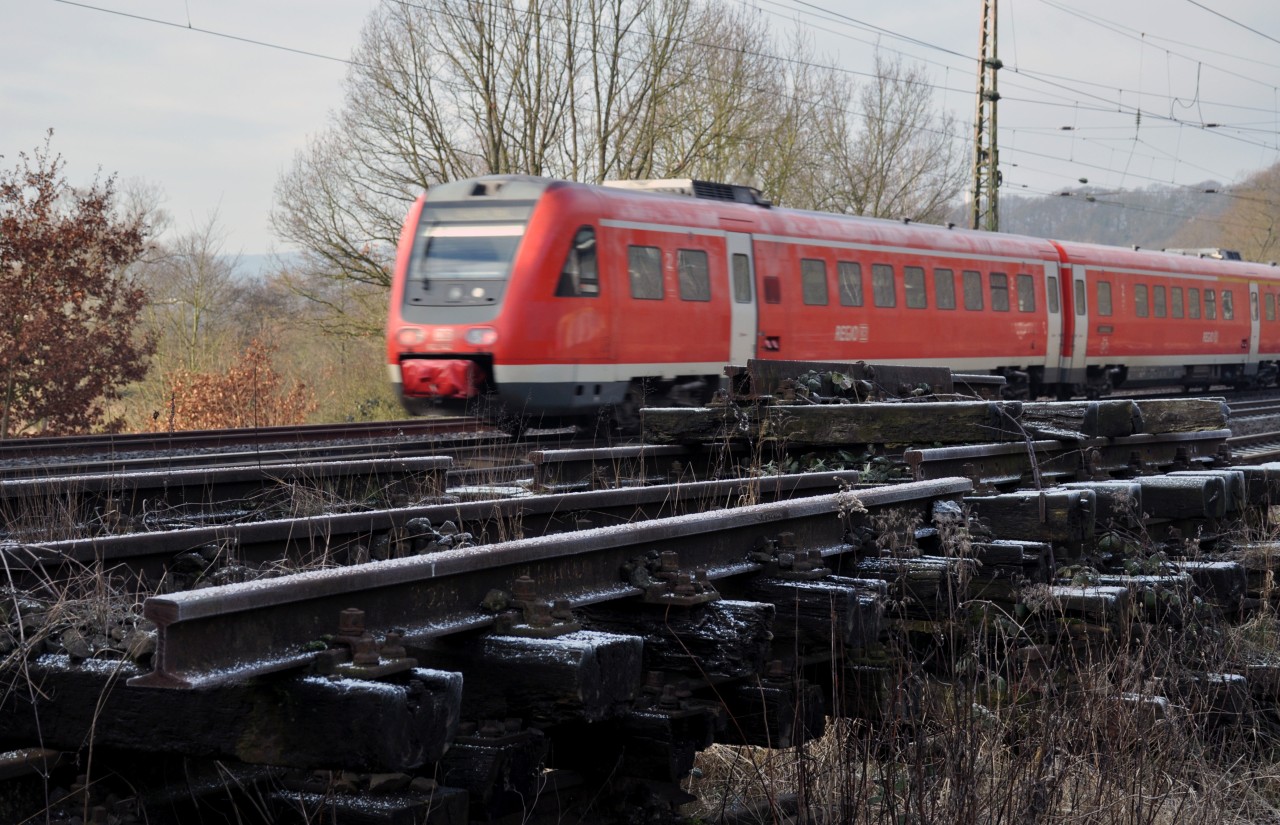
[725,232,758,366]
[1249,282,1261,372]
[1043,262,1062,382]
[1062,264,1089,384]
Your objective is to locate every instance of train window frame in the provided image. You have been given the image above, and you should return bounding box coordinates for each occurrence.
[1205,289,1217,320]
[1267,293,1276,322]
[1251,291,1259,321]
[554,226,599,298]
[1153,285,1166,317]
[872,263,896,308]
[990,272,1009,312]
[1074,279,1085,315]
[838,261,863,306]
[1221,289,1234,320]
[1135,284,1149,318]
[963,270,984,311]
[677,249,711,302]
[1047,274,1060,313]
[628,245,664,300]
[1096,280,1113,317]
[732,254,752,303]
[1172,287,1184,318]
[904,266,927,309]
[1188,287,1201,319]
[934,268,956,310]
[1016,274,1035,312]
[801,258,829,305]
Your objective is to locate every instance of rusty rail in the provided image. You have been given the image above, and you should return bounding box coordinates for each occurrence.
[131,477,971,689]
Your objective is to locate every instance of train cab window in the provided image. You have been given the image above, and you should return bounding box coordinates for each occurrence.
[904,266,927,309]
[963,271,984,310]
[555,226,599,297]
[677,249,711,301]
[1074,279,1085,315]
[990,272,1009,312]
[838,262,863,306]
[1047,275,1060,313]
[1135,285,1148,318]
[1267,293,1276,321]
[1221,289,1234,320]
[1205,289,1217,320]
[801,259,829,305]
[732,254,752,303]
[763,275,782,304]
[1016,274,1035,312]
[1096,281,1113,316]
[872,264,896,307]
[935,268,956,309]
[1154,286,1167,317]
[1172,287,1184,318]
[1188,288,1201,319]
[628,245,663,300]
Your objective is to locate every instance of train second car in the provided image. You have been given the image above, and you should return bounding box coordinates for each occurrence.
[386,175,1280,427]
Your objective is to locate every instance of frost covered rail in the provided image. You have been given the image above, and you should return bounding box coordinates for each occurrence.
[907,428,1233,489]
[131,478,971,690]
[0,416,489,463]
[4,469,865,585]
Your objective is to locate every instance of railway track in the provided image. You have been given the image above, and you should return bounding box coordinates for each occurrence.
[8,387,1280,824]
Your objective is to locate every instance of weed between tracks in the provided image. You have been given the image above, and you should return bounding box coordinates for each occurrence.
[681,508,1280,825]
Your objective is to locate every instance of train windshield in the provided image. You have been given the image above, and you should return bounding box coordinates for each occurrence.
[412,224,525,280]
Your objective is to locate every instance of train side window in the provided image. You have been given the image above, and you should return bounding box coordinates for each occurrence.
[1154,286,1166,317]
[677,249,711,301]
[1172,287,1184,318]
[872,264,896,308]
[990,272,1009,312]
[935,268,956,309]
[964,271,984,310]
[1221,289,1234,320]
[1074,279,1085,315]
[801,259,829,305]
[1205,289,1217,320]
[1016,274,1035,312]
[763,275,782,304]
[1135,285,1149,318]
[1251,291,1258,321]
[1188,287,1201,319]
[732,254,752,303]
[1267,293,1276,321]
[904,266,927,309]
[628,245,664,300]
[838,261,863,306]
[555,226,599,297]
[1096,281,1112,316]
[1046,275,1060,313]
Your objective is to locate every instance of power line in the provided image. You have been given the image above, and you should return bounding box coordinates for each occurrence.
[1183,0,1280,47]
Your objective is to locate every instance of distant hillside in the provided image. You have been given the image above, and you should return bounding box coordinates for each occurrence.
[967,183,1231,249]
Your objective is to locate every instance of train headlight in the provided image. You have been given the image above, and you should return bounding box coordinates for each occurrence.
[464,327,498,346]
[396,327,426,347]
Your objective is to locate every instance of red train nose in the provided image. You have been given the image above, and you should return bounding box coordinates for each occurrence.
[401,359,480,399]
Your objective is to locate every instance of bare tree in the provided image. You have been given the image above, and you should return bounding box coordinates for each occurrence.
[273,0,966,330]
[810,53,967,222]
[139,212,244,373]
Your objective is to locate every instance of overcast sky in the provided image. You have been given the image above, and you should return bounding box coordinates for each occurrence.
[3,0,1278,256]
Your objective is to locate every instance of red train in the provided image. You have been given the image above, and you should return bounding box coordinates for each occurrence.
[386,175,1280,427]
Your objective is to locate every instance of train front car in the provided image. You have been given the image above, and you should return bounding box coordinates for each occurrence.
[387,176,607,426]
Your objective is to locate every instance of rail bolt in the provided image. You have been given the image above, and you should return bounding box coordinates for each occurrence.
[338,607,365,636]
